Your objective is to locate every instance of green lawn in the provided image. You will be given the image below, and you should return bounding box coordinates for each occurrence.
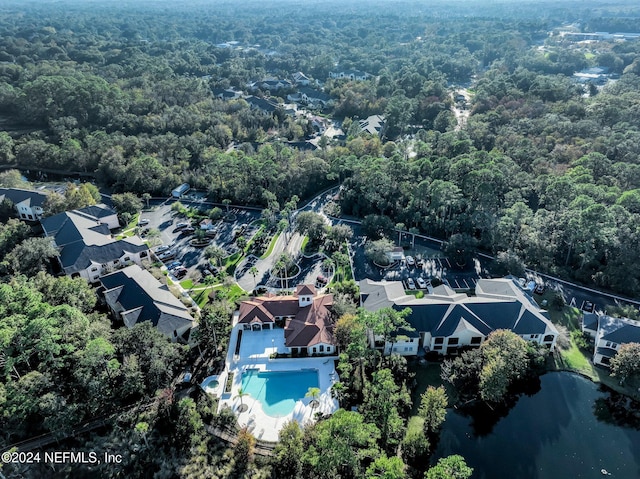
[300,235,309,253]
[260,231,280,259]
[180,279,194,289]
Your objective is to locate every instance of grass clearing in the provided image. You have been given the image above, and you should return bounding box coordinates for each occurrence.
[260,231,280,259]
[180,279,194,289]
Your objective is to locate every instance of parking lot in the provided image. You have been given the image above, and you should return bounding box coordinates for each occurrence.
[140,201,261,280]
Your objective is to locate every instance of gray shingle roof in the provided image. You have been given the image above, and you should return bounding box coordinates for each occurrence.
[100,265,194,338]
[42,210,148,274]
[0,187,48,208]
[360,278,557,339]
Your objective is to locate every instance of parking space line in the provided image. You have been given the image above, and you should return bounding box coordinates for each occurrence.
[462,278,470,288]
[444,258,452,268]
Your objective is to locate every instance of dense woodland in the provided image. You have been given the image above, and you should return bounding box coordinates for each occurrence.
[2,0,640,477]
[0,1,639,295]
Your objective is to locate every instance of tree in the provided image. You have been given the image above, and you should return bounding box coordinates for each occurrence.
[295,211,327,243]
[366,455,407,479]
[363,307,413,357]
[479,330,530,403]
[235,387,248,412]
[360,368,410,451]
[493,250,526,277]
[141,193,152,209]
[306,386,321,408]
[249,266,259,288]
[418,386,448,434]
[610,343,640,385]
[271,421,304,479]
[5,237,58,276]
[204,245,226,267]
[325,224,353,252]
[302,409,381,479]
[425,455,473,479]
[444,233,477,268]
[29,272,97,313]
[0,169,26,188]
[111,192,143,216]
[401,419,430,468]
[233,428,256,476]
[365,238,394,266]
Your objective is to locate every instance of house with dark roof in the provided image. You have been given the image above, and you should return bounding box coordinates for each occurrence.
[236,284,335,355]
[73,203,120,229]
[0,187,49,221]
[287,86,332,108]
[582,314,640,367]
[100,264,195,342]
[212,88,243,100]
[360,277,558,356]
[245,96,279,114]
[42,208,149,283]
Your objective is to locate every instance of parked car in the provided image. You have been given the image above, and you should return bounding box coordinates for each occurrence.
[155,245,171,253]
[417,277,427,289]
[138,218,150,226]
[534,283,546,295]
[158,250,176,261]
[202,269,212,277]
[174,268,188,279]
[581,301,595,313]
[406,256,415,267]
[406,278,416,290]
[181,226,195,235]
[175,222,190,230]
[317,275,328,285]
[416,257,424,268]
[167,260,182,270]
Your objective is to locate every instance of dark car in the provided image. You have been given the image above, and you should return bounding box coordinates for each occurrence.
[181,227,196,235]
[316,275,328,285]
[581,301,595,313]
[534,283,546,295]
[174,268,188,279]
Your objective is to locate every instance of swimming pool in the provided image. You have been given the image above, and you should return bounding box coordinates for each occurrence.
[240,369,319,417]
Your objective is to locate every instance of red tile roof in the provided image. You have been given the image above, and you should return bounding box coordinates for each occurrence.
[237,285,335,348]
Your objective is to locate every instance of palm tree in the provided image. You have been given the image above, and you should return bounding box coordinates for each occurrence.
[142,192,152,209]
[235,387,248,412]
[249,266,259,288]
[305,387,321,409]
[222,198,232,213]
[205,245,226,267]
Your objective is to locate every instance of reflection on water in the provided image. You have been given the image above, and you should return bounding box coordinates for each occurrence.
[433,372,640,479]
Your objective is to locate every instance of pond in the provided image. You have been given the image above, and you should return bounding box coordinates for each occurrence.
[433,372,640,479]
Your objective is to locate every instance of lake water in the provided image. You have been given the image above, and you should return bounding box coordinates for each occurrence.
[433,372,640,479]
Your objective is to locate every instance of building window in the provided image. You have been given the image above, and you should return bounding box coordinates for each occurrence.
[471,337,482,345]
[530,334,539,339]
[312,347,317,353]
[434,337,444,345]
[113,260,119,265]
[28,214,33,220]
[140,252,147,258]
[448,337,459,345]
[434,345,442,350]
[326,346,331,352]
[544,335,555,342]
[319,345,324,352]
[91,267,98,272]
[124,257,130,262]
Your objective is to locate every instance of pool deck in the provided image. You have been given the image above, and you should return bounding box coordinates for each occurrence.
[217,326,339,442]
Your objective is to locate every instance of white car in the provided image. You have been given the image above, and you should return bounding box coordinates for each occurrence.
[406,278,416,290]
[156,245,171,253]
[406,256,415,267]
[138,218,150,226]
[417,277,427,289]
